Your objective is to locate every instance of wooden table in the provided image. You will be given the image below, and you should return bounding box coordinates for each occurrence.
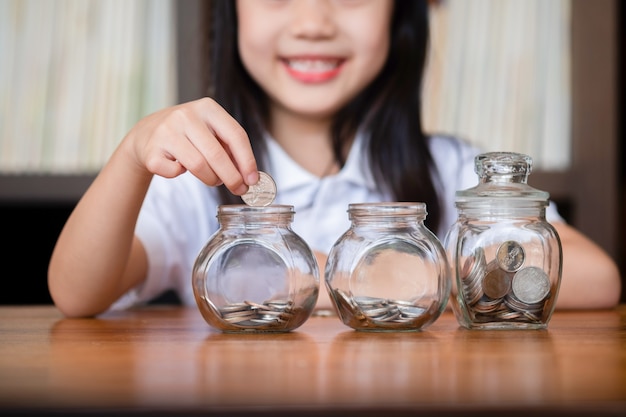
[1,305,625,416]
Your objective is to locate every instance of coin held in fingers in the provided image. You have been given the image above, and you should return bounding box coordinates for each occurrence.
[241,171,276,206]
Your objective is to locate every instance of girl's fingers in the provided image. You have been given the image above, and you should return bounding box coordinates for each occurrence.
[134,98,259,195]
[148,156,188,179]
[163,138,222,186]
[197,98,259,185]
[170,99,253,194]
[179,117,248,192]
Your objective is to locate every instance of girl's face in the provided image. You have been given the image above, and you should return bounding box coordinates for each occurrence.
[236,0,394,121]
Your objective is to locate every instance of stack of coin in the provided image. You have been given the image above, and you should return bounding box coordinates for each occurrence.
[203,298,311,331]
[331,288,436,330]
[459,248,487,305]
[459,240,551,323]
[241,171,277,206]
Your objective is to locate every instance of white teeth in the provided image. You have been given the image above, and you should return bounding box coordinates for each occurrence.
[287,59,338,72]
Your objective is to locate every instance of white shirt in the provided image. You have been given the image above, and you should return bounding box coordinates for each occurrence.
[111,134,563,309]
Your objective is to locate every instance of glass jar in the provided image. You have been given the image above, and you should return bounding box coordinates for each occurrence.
[444,152,562,330]
[325,202,450,332]
[192,205,319,333]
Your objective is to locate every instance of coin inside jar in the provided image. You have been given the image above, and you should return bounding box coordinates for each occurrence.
[511,266,551,304]
[496,240,525,272]
[481,267,512,299]
[241,171,276,207]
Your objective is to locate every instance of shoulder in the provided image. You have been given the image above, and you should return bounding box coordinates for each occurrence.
[427,134,480,164]
[424,135,481,237]
[426,134,481,188]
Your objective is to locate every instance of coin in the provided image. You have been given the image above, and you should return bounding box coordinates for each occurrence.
[496,240,525,272]
[511,266,550,304]
[241,171,276,206]
[459,248,487,306]
[481,267,512,299]
[218,299,295,327]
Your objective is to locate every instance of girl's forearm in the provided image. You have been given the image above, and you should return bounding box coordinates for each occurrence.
[48,141,153,317]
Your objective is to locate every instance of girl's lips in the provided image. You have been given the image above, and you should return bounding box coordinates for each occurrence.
[282,58,345,83]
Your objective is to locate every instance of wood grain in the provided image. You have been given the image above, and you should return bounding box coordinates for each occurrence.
[1,305,624,415]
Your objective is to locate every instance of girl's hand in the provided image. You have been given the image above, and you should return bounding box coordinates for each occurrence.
[124,97,259,195]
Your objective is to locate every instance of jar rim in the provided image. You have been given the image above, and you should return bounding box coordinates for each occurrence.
[217,204,294,215]
[348,202,427,215]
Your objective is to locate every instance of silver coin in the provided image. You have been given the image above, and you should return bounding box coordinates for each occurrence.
[461,248,487,306]
[511,267,550,304]
[241,171,276,206]
[496,240,525,272]
[219,299,295,327]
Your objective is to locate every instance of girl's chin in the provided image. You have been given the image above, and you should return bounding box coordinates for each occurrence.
[275,91,352,116]
[276,101,345,119]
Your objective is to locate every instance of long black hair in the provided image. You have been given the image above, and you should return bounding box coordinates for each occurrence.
[202,0,441,232]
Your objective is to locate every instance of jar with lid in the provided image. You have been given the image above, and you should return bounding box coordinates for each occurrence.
[325,202,450,332]
[444,152,562,330]
[192,205,319,333]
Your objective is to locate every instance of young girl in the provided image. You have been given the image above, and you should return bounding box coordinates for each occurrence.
[48,0,621,318]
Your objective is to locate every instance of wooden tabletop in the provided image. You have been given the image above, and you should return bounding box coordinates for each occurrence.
[1,305,625,416]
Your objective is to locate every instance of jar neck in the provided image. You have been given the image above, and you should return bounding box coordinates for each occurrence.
[217,205,294,227]
[348,202,427,226]
[480,171,529,185]
[456,201,547,218]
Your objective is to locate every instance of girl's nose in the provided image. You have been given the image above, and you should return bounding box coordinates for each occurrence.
[289,0,337,39]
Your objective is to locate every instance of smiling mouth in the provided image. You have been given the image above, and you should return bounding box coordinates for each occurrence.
[285,58,342,73]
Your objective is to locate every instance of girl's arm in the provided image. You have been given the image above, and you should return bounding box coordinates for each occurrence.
[48,98,259,317]
[552,222,622,309]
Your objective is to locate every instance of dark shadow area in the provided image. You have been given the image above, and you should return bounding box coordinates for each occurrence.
[0,201,182,306]
[0,201,73,304]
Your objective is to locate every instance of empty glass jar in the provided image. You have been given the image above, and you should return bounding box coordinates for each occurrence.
[444,152,562,330]
[192,205,319,333]
[325,202,450,332]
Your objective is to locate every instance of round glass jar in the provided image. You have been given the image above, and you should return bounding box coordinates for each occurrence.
[325,202,450,332]
[192,205,319,333]
[444,152,562,330]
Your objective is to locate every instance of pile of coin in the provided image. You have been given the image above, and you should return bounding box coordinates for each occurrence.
[331,288,437,330]
[241,171,276,206]
[204,299,310,331]
[459,241,551,323]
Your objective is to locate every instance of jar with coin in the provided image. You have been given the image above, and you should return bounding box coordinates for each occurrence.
[444,152,562,330]
[192,173,320,333]
[325,202,450,332]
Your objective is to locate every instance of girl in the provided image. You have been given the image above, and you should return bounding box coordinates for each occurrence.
[48,0,621,318]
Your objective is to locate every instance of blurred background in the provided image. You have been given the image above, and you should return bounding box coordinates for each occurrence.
[0,0,624,304]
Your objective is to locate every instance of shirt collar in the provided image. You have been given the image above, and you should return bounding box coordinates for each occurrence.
[265,130,377,193]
